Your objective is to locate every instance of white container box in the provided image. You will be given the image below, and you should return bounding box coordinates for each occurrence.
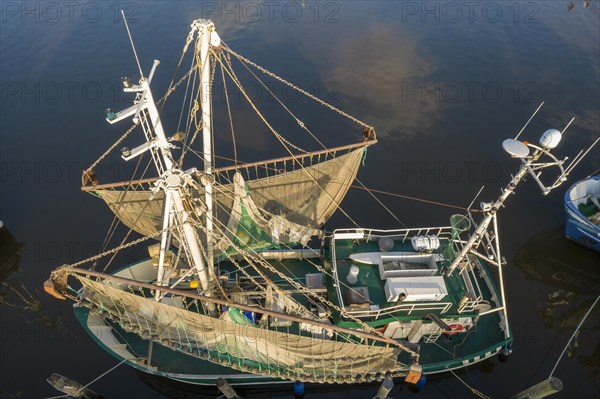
[384,276,448,302]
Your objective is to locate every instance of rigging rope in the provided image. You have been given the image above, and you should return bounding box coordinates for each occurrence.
[216,52,361,228]
[83,65,197,179]
[53,225,175,273]
[175,53,196,149]
[179,163,398,347]
[351,185,483,213]
[94,151,153,269]
[99,187,156,273]
[180,49,214,165]
[78,359,128,392]
[220,55,238,165]
[222,43,374,130]
[186,177,417,357]
[208,152,475,214]
[84,123,138,177]
[220,52,307,154]
[230,49,405,226]
[586,167,600,179]
[186,159,396,325]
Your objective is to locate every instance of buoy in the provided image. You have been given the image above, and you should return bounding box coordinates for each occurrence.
[511,377,563,398]
[376,378,394,399]
[189,279,199,289]
[378,237,394,252]
[216,378,239,399]
[294,380,305,398]
[443,324,464,335]
[47,373,102,399]
[415,374,427,389]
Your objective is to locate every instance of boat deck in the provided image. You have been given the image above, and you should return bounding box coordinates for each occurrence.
[330,234,498,324]
[75,225,511,384]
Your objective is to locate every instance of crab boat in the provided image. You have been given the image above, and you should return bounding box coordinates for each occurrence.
[45,18,596,390]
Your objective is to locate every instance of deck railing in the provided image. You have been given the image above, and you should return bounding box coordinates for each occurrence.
[332,226,454,244]
[344,301,453,319]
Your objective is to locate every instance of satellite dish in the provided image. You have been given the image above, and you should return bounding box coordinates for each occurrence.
[502,139,530,158]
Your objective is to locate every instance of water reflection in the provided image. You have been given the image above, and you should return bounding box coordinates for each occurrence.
[0,222,59,328]
[515,227,600,382]
[297,21,439,138]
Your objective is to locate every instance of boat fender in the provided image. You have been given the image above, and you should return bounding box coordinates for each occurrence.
[498,343,513,363]
[405,363,423,385]
[378,237,394,252]
[294,380,305,398]
[43,278,66,300]
[346,265,360,285]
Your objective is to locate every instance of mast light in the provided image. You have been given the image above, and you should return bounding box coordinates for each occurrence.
[121,140,153,161]
[121,76,132,89]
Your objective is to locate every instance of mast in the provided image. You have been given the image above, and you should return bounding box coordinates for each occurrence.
[140,66,212,294]
[441,114,593,342]
[107,20,223,295]
[444,151,538,276]
[195,19,218,267]
[445,127,575,277]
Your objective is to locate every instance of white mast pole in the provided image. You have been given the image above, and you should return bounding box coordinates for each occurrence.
[445,150,542,276]
[492,213,510,338]
[155,191,173,298]
[446,126,575,277]
[197,21,216,269]
[140,65,211,293]
[115,20,219,296]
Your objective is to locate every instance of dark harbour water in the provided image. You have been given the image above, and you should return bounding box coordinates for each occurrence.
[1,1,599,398]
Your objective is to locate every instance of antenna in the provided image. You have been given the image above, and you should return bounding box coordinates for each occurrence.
[515,101,544,140]
[122,10,144,79]
[559,135,600,180]
[560,117,575,136]
[467,185,485,211]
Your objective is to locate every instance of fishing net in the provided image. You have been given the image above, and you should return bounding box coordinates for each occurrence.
[77,276,403,381]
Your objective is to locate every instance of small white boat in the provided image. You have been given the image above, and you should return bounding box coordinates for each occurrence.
[565,174,600,252]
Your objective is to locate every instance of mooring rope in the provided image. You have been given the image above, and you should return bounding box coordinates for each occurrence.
[549,294,600,378]
[450,370,493,399]
[42,359,128,399]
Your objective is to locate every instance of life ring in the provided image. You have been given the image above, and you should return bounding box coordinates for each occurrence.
[443,324,464,335]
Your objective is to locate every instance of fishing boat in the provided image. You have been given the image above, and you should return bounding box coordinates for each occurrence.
[44,19,596,390]
[565,174,600,252]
